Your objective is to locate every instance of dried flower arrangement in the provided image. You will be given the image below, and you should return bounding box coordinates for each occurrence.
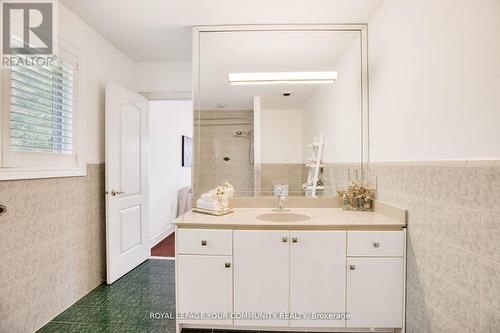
[215,182,234,201]
[337,181,375,211]
[215,186,225,201]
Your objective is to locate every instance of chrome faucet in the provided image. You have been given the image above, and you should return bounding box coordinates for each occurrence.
[276,185,287,212]
[278,194,286,212]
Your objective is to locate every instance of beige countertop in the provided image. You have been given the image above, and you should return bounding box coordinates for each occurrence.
[175,207,406,230]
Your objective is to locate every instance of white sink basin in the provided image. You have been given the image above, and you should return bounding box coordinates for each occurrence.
[256,212,311,222]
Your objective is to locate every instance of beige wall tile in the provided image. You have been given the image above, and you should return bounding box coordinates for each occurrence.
[260,163,304,196]
[193,110,255,199]
[481,305,500,333]
[481,213,500,263]
[0,313,19,333]
[371,162,500,332]
[406,286,464,333]
[0,164,105,332]
[482,168,500,214]
[0,284,20,324]
[480,258,500,312]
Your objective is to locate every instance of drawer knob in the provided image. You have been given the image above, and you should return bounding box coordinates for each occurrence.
[292,237,298,243]
[373,242,380,248]
[282,237,288,243]
[349,264,356,271]
[225,262,231,268]
[201,240,207,246]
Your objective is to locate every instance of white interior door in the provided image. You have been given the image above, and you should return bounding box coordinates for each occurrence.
[105,82,149,284]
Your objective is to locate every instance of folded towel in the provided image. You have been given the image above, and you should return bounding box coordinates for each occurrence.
[197,197,219,206]
[196,198,224,211]
[177,186,192,217]
[201,189,234,201]
[200,190,217,201]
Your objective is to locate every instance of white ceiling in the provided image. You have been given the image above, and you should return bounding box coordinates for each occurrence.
[59,0,383,62]
[199,30,360,110]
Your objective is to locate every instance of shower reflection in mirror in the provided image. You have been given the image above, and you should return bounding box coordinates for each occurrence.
[194,29,365,198]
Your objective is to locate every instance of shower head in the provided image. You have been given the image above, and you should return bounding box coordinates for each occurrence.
[232,129,255,165]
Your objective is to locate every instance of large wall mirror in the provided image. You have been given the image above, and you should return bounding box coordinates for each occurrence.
[193,25,368,198]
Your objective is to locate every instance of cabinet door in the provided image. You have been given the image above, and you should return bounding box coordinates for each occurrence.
[346,258,404,328]
[234,230,289,327]
[290,231,346,328]
[177,255,232,325]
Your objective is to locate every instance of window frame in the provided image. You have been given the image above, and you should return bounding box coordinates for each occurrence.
[0,39,86,180]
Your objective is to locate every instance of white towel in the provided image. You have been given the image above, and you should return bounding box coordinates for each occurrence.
[206,188,234,201]
[177,186,192,217]
[196,198,224,211]
[200,190,217,201]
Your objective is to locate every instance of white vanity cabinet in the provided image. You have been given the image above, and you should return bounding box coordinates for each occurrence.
[233,230,290,326]
[233,230,347,327]
[346,257,404,328]
[346,231,405,328]
[176,229,233,325]
[176,255,233,325]
[289,231,346,328]
[176,226,406,332]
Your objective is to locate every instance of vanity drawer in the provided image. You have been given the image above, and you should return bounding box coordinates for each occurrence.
[177,229,232,255]
[347,231,404,257]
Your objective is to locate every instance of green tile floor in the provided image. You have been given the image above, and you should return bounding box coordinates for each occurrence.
[37,259,319,333]
[37,259,176,333]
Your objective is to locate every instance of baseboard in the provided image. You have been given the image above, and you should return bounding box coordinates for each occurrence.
[150,256,175,260]
[150,225,175,248]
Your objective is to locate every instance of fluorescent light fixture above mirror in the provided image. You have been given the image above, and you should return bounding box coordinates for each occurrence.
[228,71,338,85]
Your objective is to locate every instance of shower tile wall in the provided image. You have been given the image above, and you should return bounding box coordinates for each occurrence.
[194,110,254,198]
[329,162,500,332]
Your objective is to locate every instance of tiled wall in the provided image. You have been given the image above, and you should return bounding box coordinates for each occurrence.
[332,162,500,332]
[0,164,105,333]
[260,163,338,197]
[193,110,254,198]
[260,163,304,196]
[254,163,336,197]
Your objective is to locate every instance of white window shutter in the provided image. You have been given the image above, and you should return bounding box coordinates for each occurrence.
[10,57,75,154]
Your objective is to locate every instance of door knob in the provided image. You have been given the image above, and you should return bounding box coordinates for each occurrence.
[292,237,298,243]
[201,240,207,246]
[282,237,288,243]
[373,242,380,248]
[110,190,124,196]
[0,204,6,216]
[225,262,231,268]
[349,265,356,270]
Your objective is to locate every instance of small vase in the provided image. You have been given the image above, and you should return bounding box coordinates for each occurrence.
[342,197,372,211]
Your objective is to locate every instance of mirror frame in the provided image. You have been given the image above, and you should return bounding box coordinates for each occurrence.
[192,24,369,195]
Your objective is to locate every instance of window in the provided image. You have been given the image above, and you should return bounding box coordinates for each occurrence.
[10,57,74,154]
[1,45,85,180]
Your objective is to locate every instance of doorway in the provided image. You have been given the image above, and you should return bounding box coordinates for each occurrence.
[148,99,193,258]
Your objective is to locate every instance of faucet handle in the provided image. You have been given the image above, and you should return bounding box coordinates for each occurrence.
[274,184,288,198]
